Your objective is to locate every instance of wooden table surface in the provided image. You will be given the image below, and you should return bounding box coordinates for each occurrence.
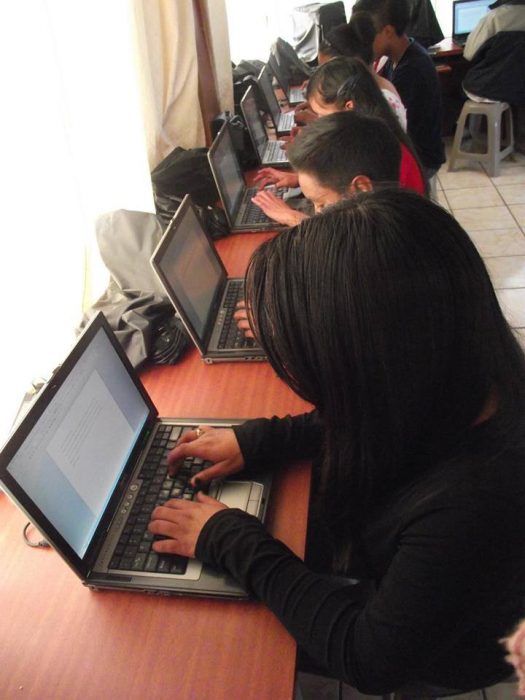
[0,231,313,700]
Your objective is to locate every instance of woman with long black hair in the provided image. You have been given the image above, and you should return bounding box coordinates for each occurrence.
[149,191,525,695]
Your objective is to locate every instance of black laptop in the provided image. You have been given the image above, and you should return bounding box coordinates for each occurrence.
[0,312,272,598]
[257,64,295,136]
[150,195,266,364]
[452,0,492,46]
[207,122,287,232]
[240,86,290,167]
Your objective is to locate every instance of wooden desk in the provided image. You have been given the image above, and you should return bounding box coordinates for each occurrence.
[0,232,313,700]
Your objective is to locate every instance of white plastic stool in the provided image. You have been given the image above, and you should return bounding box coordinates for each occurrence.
[448,100,514,177]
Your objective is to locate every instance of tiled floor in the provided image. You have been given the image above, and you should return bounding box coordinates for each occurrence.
[436,143,525,349]
[297,145,525,700]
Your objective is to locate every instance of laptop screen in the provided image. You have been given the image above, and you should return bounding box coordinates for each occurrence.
[453,0,492,37]
[152,199,224,345]
[5,325,150,558]
[208,125,245,224]
[258,65,280,125]
[241,86,267,159]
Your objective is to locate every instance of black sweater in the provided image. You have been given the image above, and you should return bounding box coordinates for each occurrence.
[381,40,445,171]
[195,412,525,694]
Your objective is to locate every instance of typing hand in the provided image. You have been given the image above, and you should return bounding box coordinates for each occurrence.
[253,167,299,190]
[294,103,317,126]
[167,426,244,485]
[251,190,308,227]
[149,492,227,558]
[234,300,254,339]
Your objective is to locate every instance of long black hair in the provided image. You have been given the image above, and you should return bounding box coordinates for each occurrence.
[306,56,424,185]
[246,190,525,562]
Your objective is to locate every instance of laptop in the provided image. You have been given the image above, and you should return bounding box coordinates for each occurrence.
[257,64,295,136]
[240,86,290,168]
[268,53,306,106]
[207,122,287,232]
[0,312,272,598]
[452,0,493,46]
[150,194,266,364]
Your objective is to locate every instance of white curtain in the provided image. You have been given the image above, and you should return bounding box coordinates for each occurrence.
[133,0,233,168]
[0,0,233,442]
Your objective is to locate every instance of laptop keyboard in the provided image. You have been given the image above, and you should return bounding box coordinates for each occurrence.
[109,424,210,576]
[265,140,288,163]
[218,280,256,350]
[279,111,295,132]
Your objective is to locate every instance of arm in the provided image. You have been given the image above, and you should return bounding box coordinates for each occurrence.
[195,488,520,693]
[463,15,495,61]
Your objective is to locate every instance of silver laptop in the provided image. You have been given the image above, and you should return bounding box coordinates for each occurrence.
[240,86,290,167]
[452,0,492,46]
[0,312,271,598]
[208,122,287,232]
[268,53,306,105]
[151,195,266,364]
[257,64,295,136]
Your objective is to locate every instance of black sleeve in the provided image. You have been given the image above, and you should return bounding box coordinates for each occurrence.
[232,410,323,473]
[196,492,518,694]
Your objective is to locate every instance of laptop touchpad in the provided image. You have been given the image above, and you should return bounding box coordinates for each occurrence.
[216,481,252,510]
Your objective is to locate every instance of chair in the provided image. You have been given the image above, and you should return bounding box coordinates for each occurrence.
[448,99,514,177]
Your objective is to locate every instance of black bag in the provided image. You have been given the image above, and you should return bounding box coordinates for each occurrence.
[151,147,219,207]
[153,190,230,240]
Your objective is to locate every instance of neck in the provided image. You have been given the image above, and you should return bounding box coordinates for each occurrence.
[390,35,410,66]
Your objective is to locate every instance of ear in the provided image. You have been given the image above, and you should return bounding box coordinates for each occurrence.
[349,175,374,193]
[343,100,354,111]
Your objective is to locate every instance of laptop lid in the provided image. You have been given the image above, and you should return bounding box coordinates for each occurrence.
[452,0,492,43]
[207,123,247,230]
[0,312,157,580]
[268,53,289,96]
[258,64,282,129]
[150,195,227,358]
[240,85,269,162]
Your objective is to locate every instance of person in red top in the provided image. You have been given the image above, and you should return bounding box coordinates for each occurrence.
[252,56,426,225]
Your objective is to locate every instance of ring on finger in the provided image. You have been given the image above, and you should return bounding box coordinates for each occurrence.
[195,428,203,438]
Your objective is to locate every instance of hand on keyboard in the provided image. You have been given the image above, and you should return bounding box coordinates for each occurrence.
[149,492,228,558]
[251,189,309,227]
[167,426,244,486]
[234,300,254,339]
[253,167,299,190]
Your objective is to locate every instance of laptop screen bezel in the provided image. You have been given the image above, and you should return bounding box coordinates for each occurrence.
[0,312,159,580]
[258,65,281,129]
[207,122,247,229]
[150,194,229,357]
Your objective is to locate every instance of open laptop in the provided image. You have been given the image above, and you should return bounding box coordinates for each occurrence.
[150,194,266,364]
[268,53,306,106]
[0,312,271,598]
[452,0,493,46]
[208,122,287,232]
[240,86,290,168]
[257,64,295,136]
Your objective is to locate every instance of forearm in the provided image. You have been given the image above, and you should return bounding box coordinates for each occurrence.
[233,411,323,473]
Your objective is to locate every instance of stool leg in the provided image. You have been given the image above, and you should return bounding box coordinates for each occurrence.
[486,109,502,177]
[449,108,469,171]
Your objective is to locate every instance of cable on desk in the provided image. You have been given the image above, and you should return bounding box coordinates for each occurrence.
[23,522,50,549]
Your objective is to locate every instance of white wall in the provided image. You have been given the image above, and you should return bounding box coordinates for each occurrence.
[225,0,455,63]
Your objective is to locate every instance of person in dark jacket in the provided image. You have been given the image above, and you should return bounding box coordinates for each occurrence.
[148,190,525,695]
[463,0,525,153]
[352,0,445,182]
